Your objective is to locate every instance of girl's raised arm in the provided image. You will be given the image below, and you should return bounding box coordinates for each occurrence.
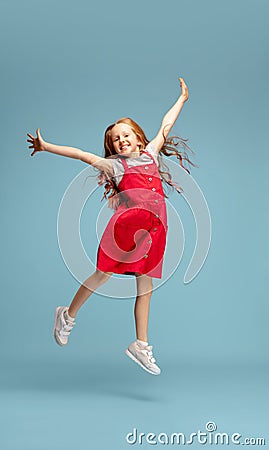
[150,77,189,153]
[27,128,113,174]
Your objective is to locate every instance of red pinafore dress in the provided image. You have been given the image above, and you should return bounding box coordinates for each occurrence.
[96,149,168,278]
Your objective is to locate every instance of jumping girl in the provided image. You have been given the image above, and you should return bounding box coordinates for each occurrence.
[27,77,194,375]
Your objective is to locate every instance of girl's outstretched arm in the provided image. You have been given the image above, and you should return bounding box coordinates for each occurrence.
[151,77,189,153]
[27,128,113,174]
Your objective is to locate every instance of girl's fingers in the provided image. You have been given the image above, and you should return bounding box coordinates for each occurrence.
[27,132,39,156]
[178,77,189,101]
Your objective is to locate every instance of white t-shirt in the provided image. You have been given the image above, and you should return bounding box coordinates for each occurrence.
[107,142,158,186]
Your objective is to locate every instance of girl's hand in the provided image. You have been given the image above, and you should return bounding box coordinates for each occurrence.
[179,77,189,102]
[27,128,46,156]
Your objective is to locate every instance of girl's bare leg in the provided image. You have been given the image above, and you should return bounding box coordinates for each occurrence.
[68,269,112,318]
[134,273,153,342]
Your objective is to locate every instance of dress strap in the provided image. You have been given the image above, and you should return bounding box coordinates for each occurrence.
[119,156,129,170]
[141,149,155,163]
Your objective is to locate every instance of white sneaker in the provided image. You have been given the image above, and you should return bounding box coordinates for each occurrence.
[125,341,161,375]
[53,306,76,346]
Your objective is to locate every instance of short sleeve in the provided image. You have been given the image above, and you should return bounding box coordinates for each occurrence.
[145,142,158,164]
[108,157,125,184]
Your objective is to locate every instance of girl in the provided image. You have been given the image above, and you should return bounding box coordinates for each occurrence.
[27,77,194,376]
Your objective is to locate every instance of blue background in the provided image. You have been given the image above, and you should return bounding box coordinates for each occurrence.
[1,0,268,448]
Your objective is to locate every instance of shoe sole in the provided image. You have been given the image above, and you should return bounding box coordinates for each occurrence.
[53,307,66,347]
[125,349,160,376]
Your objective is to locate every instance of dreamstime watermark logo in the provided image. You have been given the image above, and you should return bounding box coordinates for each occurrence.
[57,158,211,298]
[125,421,266,446]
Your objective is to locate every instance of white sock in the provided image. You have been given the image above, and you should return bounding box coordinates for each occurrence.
[137,339,148,347]
[64,309,75,322]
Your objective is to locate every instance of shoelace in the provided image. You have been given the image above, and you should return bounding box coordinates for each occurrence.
[144,345,156,364]
[59,318,76,337]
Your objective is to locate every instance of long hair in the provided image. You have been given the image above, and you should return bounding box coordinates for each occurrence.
[98,117,197,209]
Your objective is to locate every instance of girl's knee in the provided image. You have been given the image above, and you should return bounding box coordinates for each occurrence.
[135,273,153,295]
[95,269,113,279]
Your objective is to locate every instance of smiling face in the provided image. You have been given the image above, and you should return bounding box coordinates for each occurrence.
[110,123,142,157]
